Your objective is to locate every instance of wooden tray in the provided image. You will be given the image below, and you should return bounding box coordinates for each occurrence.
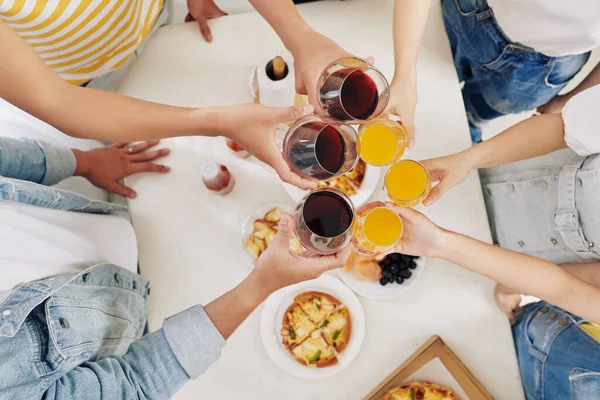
[365,336,493,400]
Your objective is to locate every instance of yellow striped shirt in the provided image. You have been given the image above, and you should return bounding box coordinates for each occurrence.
[0,0,163,84]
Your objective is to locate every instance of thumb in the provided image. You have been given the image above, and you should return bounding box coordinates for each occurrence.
[272,104,314,124]
[273,213,293,248]
[423,181,449,206]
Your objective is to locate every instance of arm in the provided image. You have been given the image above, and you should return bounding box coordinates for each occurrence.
[421,113,567,205]
[388,205,600,324]
[539,62,600,114]
[392,0,432,77]
[42,214,350,398]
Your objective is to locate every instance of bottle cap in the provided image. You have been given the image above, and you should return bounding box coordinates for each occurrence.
[201,163,219,180]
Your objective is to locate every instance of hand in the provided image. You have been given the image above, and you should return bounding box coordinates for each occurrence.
[254,213,351,291]
[290,31,353,110]
[376,204,445,260]
[537,95,568,114]
[386,74,417,148]
[212,103,317,189]
[494,283,522,320]
[186,0,227,42]
[73,140,170,198]
[420,152,473,206]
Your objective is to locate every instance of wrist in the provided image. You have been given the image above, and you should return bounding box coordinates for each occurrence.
[394,61,417,81]
[283,25,317,56]
[72,149,90,177]
[191,107,223,138]
[243,269,279,303]
[433,228,454,259]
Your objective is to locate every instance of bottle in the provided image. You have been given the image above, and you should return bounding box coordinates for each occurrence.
[225,138,250,158]
[202,163,235,196]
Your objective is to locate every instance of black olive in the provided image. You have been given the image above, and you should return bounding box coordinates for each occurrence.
[399,269,412,279]
[390,265,399,274]
[395,276,404,284]
[383,259,392,268]
[380,277,389,286]
[382,270,392,279]
[409,261,418,270]
[389,253,401,261]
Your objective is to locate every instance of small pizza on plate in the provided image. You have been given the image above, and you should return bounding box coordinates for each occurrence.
[384,382,460,400]
[281,304,316,349]
[290,332,338,368]
[295,291,341,323]
[281,291,352,368]
[319,307,352,354]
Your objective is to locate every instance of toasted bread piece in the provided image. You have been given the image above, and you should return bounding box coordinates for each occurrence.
[281,304,316,349]
[290,332,338,368]
[265,208,282,222]
[384,382,460,400]
[344,159,366,188]
[251,235,267,252]
[246,238,260,259]
[254,220,272,232]
[265,230,276,246]
[321,308,352,354]
[295,291,341,323]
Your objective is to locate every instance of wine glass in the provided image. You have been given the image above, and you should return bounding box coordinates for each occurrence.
[282,115,359,181]
[293,187,355,255]
[318,57,390,123]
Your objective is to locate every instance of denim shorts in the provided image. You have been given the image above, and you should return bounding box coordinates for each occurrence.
[513,301,600,400]
[442,0,591,143]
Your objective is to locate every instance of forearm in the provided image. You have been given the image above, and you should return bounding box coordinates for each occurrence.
[393,0,432,76]
[460,113,567,170]
[437,230,600,323]
[247,0,313,54]
[562,262,600,288]
[204,270,274,339]
[0,21,219,142]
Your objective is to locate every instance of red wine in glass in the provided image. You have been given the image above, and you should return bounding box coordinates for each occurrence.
[282,115,358,181]
[294,188,355,255]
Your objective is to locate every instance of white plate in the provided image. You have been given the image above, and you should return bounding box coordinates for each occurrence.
[241,204,294,268]
[260,275,365,380]
[283,164,381,208]
[338,257,425,301]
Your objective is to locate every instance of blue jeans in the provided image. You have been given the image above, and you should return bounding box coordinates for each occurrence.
[513,301,600,400]
[442,0,591,143]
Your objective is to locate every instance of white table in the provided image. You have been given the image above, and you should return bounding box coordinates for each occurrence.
[117,1,525,398]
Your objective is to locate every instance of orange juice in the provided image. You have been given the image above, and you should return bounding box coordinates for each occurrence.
[353,207,402,255]
[385,160,431,207]
[363,207,402,246]
[358,119,406,166]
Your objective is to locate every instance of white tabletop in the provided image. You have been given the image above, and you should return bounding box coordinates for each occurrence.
[117,1,524,398]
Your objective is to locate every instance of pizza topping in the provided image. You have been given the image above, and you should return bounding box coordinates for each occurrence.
[410,387,415,400]
[311,329,321,339]
[303,342,319,351]
[296,327,306,337]
[319,319,330,328]
[288,327,296,340]
[307,350,321,362]
[332,329,342,341]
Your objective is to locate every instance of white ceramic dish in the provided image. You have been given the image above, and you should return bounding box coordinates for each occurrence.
[260,275,365,380]
[241,204,294,267]
[338,256,425,301]
[283,164,380,208]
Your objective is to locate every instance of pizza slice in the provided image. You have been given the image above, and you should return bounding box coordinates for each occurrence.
[295,291,342,323]
[384,382,460,400]
[343,159,366,188]
[290,332,338,368]
[320,307,352,354]
[281,304,317,349]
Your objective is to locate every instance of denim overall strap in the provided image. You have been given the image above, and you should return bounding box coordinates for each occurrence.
[554,159,597,260]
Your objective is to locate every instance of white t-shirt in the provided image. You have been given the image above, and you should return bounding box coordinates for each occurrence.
[488,0,600,57]
[0,202,138,302]
[562,85,600,157]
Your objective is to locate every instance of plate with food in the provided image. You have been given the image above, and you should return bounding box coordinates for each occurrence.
[384,381,460,400]
[241,204,302,266]
[260,275,365,379]
[283,159,380,208]
[338,252,425,301]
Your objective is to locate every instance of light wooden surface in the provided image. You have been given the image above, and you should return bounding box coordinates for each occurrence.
[117,1,525,399]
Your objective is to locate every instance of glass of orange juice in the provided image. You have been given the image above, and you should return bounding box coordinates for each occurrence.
[384,160,431,207]
[358,118,407,166]
[352,206,403,256]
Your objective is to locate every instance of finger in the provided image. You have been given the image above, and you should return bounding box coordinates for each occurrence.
[198,17,212,42]
[423,181,449,206]
[271,104,314,124]
[375,247,395,261]
[104,181,137,199]
[129,148,171,162]
[129,162,171,175]
[110,142,129,149]
[384,202,422,219]
[306,77,323,113]
[272,213,293,248]
[406,124,416,149]
[125,140,161,154]
[365,56,375,65]
[356,201,385,216]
